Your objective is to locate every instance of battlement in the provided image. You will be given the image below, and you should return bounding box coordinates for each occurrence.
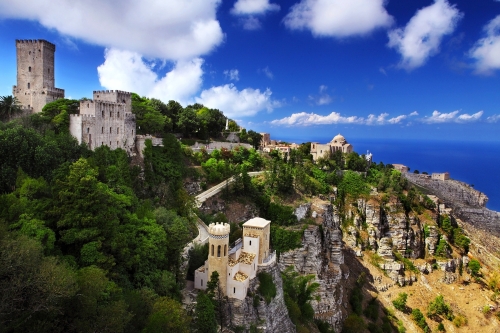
[16,39,55,50]
[93,90,132,96]
[70,114,95,118]
[208,222,230,236]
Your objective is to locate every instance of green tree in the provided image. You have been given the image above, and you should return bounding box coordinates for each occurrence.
[143,297,190,333]
[468,259,481,277]
[39,98,80,133]
[207,271,227,332]
[393,292,408,312]
[177,107,200,137]
[0,95,23,121]
[194,292,217,333]
[427,295,453,320]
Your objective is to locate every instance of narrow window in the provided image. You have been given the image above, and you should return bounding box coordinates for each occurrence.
[48,68,50,74]
[27,82,30,89]
[102,111,104,117]
[234,287,236,294]
[254,263,255,270]
[117,141,119,146]
[117,128,119,134]
[249,240,252,246]
[101,142,104,146]
[224,245,227,256]
[229,273,230,276]
[117,112,120,117]
[110,111,112,117]
[87,128,89,133]
[217,245,221,257]
[201,279,203,287]
[109,141,111,146]
[87,104,89,108]
[28,66,31,72]
[211,245,214,256]
[110,127,112,134]
[101,127,104,134]
[132,130,134,135]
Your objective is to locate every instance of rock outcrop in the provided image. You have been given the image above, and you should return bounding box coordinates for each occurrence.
[227,262,295,333]
[279,200,347,332]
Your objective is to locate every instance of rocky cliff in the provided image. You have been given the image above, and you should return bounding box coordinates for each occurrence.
[226,262,296,333]
[280,199,348,332]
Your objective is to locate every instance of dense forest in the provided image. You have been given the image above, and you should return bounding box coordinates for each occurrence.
[1,94,479,333]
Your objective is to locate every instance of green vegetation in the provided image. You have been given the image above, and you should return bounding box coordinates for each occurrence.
[282,266,320,326]
[0,95,22,121]
[392,292,408,312]
[411,308,430,332]
[257,272,277,304]
[468,259,481,277]
[427,295,453,320]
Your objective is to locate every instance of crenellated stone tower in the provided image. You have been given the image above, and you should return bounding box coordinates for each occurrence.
[207,222,230,294]
[13,39,65,112]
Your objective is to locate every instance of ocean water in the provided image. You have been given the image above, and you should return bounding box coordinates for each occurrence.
[304,137,500,212]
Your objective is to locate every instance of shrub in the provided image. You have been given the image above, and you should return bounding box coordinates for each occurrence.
[427,295,453,320]
[349,286,363,315]
[435,239,450,258]
[392,292,408,312]
[437,322,445,331]
[257,272,276,304]
[411,309,429,332]
[342,313,365,333]
[364,297,379,321]
[397,320,406,333]
[468,259,481,277]
[482,305,491,315]
[452,315,467,327]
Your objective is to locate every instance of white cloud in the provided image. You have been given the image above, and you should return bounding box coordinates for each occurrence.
[231,0,280,15]
[241,16,262,30]
[387,0,462,69]
[224,69,240,81]
[283,0,393,38]
[97,49,203,105]
[469,15,500,75]
[422,110,483,123]
[196,84,281,118]
[409,111,419,116]
[308,85,332,105]
[487,114,500,123]
[261,67,274,79]
[270,111,416,126]
[0,0,224,60]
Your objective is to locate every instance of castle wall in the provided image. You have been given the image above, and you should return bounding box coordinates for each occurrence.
[13,39,64,112]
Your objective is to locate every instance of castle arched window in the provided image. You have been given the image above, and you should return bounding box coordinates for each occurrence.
[102,111,104,117]
[211,245,214,256]
[101,127,104,134]
[224,245,227,256]
[110,127,112,134]
[217,245,221,257]
[87,104,89,108]
[249,240,252,246]
[28,66,31,72]
[87,128,89,133]
[29,51,31,55]
[233,287,236,294]
[27,82,30,89]
[110,111,112,117]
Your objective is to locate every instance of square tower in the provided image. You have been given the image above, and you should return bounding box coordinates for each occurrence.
[13,39,65,112]
[242,217,271,264]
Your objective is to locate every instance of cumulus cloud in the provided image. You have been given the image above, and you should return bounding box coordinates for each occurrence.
[241,16,262,30]
[283,0,393,38]
[260,67,274,79]
[308,85,333,105]
[469,15,500,75]
[409,111,419,116]
[387,0,462,69]
[487,114,500,123]
[422,110,483,123]
[97,49,203,105]
[0,0,224,60]
[270,111,416,126]
[195,84,281,118]
[224,69,240,81]
[231,0,280,15]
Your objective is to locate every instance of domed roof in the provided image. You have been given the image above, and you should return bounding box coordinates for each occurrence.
[331,133,346,144]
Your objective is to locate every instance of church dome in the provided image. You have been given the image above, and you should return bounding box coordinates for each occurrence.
[331,134,346,144]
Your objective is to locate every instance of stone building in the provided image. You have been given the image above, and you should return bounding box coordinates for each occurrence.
[194,217,274,300]
[392,164,409,173]
[310,133,353,161]
[13,39,65,112]
[432,172,450,181]
[69,90,136,154]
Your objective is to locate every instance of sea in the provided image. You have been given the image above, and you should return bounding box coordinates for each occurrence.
[288,136,500,212]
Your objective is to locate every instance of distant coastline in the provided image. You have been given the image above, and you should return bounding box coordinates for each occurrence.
[280,136,500,212]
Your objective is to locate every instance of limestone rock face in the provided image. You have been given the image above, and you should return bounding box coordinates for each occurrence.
[294,203,311,221]
[279,200,346,332]
[227,262,295,333]
[184,181,202,195]
[425,226,439,255]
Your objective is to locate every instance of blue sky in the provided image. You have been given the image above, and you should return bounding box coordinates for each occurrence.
[1,0,500,142]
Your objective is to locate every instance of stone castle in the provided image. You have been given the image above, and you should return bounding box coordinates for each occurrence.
[13,39,65,112]
[310,133,353,161]
[194,217,275,300]
[12,39,139,154]
[69,90,136,154]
